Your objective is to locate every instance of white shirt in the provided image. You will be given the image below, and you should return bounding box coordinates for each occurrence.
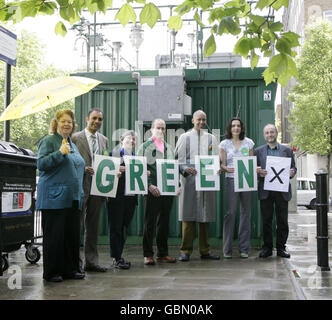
[84,128,99,158]
[219,137,254,178]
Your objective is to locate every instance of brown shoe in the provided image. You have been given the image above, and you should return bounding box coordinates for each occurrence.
[144,257,155,265]
[157,256,177,263]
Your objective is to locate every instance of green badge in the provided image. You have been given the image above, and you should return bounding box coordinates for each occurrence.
[241,147,249,156]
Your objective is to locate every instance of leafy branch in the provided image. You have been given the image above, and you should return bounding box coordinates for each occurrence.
[0,0,300,87]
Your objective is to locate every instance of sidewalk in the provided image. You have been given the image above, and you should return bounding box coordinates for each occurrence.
[0,209,331,300]
[285,208,332,300]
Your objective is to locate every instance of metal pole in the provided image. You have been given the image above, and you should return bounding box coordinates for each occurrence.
[4,64,11,142]
[136,48,139,69]
[87,24,91,72]
[94,13,97,72]
[315,170,330,271]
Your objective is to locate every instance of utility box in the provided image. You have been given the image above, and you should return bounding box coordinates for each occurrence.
[137,69,192,122]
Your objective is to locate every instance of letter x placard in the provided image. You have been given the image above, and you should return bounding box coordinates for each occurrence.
[264,156,291,192]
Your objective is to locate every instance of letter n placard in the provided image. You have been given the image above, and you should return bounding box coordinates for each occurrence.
[234,156,257,192]
[156,159,179,196]
[124,156,148,195]
[91,155,121,197]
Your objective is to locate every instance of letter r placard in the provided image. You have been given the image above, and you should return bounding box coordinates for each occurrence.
[124,156,148,195]
[91,155,121,198]
[234,156,257,192]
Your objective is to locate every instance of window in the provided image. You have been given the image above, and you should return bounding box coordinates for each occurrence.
[309,181,316,190]
[297,180,309,190]
[324,10,332,23]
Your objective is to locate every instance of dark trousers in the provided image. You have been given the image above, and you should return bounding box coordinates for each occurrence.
[143,194,174,257]
[107,195,136,260]
[260,192,289,251]
[41,202,80,280]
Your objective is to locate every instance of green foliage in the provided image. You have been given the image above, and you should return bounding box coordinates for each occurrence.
[168,15,183,32]
[0,30,73,153]
[139,3,160,28]
[0,0,299,87]
[115,3,136,26]
[288,21,332,156]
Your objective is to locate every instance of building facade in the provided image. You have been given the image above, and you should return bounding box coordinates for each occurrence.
[281,0,332,144]
[281,0,332,195]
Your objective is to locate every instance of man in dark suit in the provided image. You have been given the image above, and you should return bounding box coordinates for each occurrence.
[254,124,296,259]
[137,119,177,265]
[72,108,109,272]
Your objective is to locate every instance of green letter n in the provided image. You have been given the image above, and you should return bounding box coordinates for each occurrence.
[238,159,254,189]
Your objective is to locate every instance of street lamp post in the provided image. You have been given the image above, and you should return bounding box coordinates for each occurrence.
[129,24,144,69]
[112,42,123,71]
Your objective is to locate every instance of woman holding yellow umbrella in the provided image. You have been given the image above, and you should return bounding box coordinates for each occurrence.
[36,109,85,282]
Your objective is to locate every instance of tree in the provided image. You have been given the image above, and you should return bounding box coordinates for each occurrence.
[288,20,332,177]
[0,29,73,153]
[0,0,300,87]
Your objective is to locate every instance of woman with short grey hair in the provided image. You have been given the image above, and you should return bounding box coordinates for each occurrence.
[107,130,138,269]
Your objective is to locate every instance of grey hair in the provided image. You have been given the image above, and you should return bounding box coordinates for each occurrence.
[151,118,166,128]
[192,109,206,119]
[120,130,137,141]
[264,123,278,135]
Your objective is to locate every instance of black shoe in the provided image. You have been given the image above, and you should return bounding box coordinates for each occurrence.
[78,267,85,274]
[84,265,108,272]
[45,275,63,282]
[259,249,273,258]
[277,250,291,258]
[63,272,85,280]
[114,258,131,270]
[200,253,220,260]
[179,253,190,262]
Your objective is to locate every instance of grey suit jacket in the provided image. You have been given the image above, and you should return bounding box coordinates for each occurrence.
[254,143,296,202]
[72,129,109,196]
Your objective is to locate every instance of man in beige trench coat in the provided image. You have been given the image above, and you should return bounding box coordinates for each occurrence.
[175,110,221,262]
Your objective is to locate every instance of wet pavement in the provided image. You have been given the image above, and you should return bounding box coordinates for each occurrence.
[0,208,331,300]
[286,208,332,300]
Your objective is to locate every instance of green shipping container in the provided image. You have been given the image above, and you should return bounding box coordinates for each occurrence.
[73,67,276,248]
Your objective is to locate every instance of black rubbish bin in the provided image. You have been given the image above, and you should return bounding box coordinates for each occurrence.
[0,141,40,275]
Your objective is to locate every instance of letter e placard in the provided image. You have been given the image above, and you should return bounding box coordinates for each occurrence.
[91,155,120,198]
[234,156,257,192]
[156,159,179,196]
[195,155,220,191]
[124,156,148,195]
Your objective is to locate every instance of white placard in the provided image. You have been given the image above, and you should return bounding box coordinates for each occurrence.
[91,155,120,198]
[124,156,148,195]
[264,156,291,192]
[156,159,179,195]
[195,155,220,191]
[234,156,257,192]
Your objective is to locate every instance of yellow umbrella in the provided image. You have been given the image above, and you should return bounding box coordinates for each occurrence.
[0,76,102,121]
